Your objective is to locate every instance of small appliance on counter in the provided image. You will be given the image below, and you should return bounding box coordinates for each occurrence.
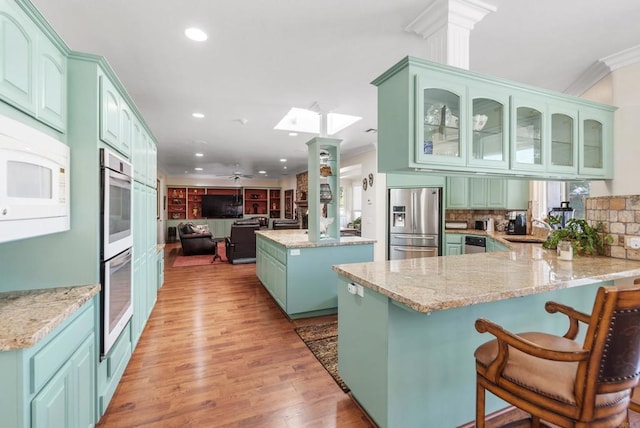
[548,201,574,229]
[474,220,487,231]
[445,221,467,230]
[507,210,527,235]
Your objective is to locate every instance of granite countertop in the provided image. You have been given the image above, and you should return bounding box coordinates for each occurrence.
[333,246,640,314]
[0,284,100,351]
[256,229,376,248]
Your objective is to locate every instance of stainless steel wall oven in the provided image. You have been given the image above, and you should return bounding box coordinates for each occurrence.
[100,148,133,356]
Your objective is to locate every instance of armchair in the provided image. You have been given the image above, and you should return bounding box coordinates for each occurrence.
[474,284,640,427]
[177,222,216,256]
[225,223,260,264]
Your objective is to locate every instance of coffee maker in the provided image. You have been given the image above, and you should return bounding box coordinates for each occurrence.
[507,211,527,235]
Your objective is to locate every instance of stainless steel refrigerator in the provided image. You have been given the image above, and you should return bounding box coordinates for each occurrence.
[388,187,441,260]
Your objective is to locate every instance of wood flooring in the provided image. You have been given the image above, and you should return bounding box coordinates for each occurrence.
[96,243,374,427]
[97,243,640,427]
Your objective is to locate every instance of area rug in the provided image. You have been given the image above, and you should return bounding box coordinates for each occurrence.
[172,242,227,267]
[294,321,349,392]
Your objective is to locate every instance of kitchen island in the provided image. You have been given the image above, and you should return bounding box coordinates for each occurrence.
[333,246,640,427]
[256,230,375,318]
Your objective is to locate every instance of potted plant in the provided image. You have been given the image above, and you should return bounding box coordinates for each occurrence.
[542,219,612,256]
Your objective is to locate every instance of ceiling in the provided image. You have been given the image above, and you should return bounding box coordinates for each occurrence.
[30,0,640,181]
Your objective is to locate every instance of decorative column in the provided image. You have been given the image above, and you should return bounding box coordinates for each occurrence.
[404,0,496,69]
[307,137,341,242]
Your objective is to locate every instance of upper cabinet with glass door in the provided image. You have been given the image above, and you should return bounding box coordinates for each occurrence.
[548,101,579,176]
[468,84,509,170]
[372,56,615,180]
[579,107,611,177]
[415,76,466,166]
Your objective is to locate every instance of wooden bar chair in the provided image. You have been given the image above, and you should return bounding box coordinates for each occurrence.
[474,284,640,428]
[629,277,640,415]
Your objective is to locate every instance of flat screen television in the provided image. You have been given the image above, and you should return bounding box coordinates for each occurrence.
[201,194,243,218]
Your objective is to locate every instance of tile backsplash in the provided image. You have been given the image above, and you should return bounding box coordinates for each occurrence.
[586,195,640,260]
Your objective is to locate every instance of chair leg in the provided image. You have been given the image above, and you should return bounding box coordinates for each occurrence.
[476,377,485,428]
[531,416,541,428]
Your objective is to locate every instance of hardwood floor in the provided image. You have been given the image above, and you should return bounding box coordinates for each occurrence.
[97,243,374,427]
[97,243,640,427]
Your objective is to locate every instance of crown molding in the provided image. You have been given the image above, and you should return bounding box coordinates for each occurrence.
[564,44,640,96]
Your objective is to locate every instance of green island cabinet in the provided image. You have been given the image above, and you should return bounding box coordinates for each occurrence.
[0,0,67,132]
[256,233,374,318]
[337,275,606,427]
[372,56,614,180]
[446,177,529,209]
[0,296,97,428]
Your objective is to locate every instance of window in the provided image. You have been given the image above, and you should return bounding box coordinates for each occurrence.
[532,180,589,222]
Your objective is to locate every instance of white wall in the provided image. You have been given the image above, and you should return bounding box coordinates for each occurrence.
[342,148,386,261]
[585,65,640,197]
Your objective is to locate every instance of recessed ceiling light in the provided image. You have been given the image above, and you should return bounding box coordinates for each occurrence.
[258,170,266,174]
[195,153,204,157]
[283,166,287,170]
[192,112,205,118]
[288,132,298,137]
[280,158,287,162]
[194,167,203,171]
[185,28,207,42]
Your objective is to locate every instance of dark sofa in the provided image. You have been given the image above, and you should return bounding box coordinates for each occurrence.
[177,222,216,256]
[225,221,261,264]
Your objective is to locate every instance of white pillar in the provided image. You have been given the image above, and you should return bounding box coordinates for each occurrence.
[405,0,496,69]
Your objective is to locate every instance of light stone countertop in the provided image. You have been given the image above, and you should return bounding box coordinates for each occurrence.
[0,284,100,351]
[333,245,640,314]
[256,229,376,248]
[445,229,547,245]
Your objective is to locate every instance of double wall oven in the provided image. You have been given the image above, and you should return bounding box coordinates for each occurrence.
[100,148,133,356]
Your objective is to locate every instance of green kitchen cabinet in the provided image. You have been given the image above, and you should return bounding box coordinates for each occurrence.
[446,177,528,210]
[0,295,97,428]
[444,233,463,255]
[372,56,614,180]
[256,234,374,318]
[579,107,611,178]
[548,102,579,175]
[415,75,467,166]
[468,84,510,170]
[157,249,164,289]
[0,0,66,132]
[510,95,546,173]
[445,176,469,209]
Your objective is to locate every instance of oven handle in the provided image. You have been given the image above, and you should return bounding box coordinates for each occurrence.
[106,168,132,189]
[110,248,132,269]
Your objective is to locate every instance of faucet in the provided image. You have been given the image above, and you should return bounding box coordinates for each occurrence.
[532,219,553,231]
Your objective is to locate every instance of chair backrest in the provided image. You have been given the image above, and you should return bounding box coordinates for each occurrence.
[229,223,260,243]
[577,285,640,409]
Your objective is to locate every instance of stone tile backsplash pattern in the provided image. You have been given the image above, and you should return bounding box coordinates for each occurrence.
[586,195,640,260]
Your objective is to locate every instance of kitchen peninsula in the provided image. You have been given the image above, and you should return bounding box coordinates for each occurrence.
[333,246,640,427]
[256,230,375,318]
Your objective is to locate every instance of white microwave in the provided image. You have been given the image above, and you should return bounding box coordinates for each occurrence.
[0,115,70,243]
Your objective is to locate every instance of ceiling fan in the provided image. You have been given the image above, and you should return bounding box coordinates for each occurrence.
[228,165,253,181]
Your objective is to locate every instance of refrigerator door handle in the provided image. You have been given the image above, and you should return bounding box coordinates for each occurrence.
[393,247,437,252]
[394,235,435,240]
[411,191,417,231]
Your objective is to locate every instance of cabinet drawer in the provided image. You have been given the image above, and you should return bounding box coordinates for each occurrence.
[445,234,463,244]
[31,303,94,394]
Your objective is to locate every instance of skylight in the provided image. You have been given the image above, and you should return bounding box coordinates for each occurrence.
[274,108,361,135]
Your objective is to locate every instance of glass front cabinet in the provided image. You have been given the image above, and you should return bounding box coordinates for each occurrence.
[373,57,615,180]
